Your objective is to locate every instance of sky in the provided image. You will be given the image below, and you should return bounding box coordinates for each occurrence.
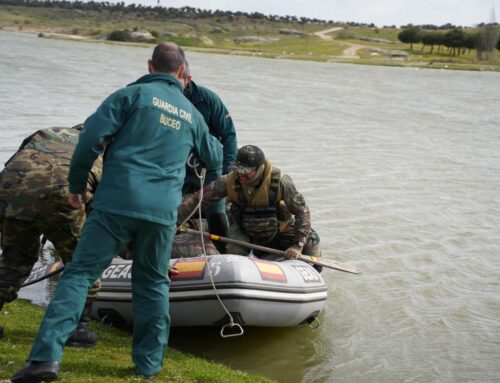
[115,0,499,27]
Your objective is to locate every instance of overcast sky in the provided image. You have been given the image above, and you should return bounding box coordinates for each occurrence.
[118,0,499,27]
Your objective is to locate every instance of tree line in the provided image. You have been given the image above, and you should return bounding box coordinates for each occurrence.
[0,0,365,26]
[0,0,475,30]
[398,25,500,59]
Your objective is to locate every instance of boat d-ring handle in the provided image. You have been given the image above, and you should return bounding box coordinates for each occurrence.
[308,317,321,329]
[220,323,244,338]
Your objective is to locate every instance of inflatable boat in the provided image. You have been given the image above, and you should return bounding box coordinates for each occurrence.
[91,254,328,329]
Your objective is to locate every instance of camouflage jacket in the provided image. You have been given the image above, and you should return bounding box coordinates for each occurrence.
[178,167,311,244]
[0,126,102,221]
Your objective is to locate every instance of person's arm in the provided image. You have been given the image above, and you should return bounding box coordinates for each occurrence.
[191,110,223,176]
[280,174,312,259]
[204,165,222,185]
[68,88,135,199]
[75,155,104,211]
[177,111,223,222]
[177,176,228,225]
[209,100,237,174]
[193,99,233,184]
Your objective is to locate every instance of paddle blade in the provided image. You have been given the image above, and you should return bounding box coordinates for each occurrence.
[22,261,65,287]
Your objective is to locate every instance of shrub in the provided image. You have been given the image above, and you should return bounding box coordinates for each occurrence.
[336,30,356,39]
[107,30,131,41]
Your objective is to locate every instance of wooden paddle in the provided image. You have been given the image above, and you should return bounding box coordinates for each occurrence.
[22,226,360,287]
[183,228,360,274]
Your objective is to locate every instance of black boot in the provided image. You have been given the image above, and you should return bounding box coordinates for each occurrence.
[11,361,60,383]
[65,298,98,348]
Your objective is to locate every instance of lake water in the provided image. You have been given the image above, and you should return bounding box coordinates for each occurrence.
[1,31,500,383]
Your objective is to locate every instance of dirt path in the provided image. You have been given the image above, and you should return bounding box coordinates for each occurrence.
[314,26,366,59]
[313,27,343,40]
[200,35,214,46]
[340,43,365,59]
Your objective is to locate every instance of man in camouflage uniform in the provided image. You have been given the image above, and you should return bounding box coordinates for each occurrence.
[0,125,102,346]
[178,145,321,263]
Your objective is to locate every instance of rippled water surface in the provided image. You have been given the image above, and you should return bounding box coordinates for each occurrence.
[1,31,500,383]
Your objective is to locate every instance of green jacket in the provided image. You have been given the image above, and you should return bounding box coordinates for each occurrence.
[185,81,237,185]
[69,73,222,225]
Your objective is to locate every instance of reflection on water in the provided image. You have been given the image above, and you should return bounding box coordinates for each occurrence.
[169,325,327,383]
[15,243,59,308]
[1,31,500,383]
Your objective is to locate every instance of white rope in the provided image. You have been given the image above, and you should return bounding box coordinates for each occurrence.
[177,154,203,227]
[176,156,242,335]
[193,167,237,330]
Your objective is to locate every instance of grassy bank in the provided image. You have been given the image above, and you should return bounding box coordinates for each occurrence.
[0,300,273,383]
[1,4,499,72]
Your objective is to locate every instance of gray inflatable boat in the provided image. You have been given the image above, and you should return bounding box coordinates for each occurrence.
[91,254,328,329]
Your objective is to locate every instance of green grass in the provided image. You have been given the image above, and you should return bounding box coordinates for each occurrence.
[0,4,499,71]
[341,26,401,42]
[0,300,274,383]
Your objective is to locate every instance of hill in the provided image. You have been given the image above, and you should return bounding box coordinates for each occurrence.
[0,1,499,71]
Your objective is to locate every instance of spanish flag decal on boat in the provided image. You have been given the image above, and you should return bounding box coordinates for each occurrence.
[171,258,207,280]
[253,259,287,283]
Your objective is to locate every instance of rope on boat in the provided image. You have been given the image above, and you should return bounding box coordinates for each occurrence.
[177,154,203,227]
[186,157,244,338]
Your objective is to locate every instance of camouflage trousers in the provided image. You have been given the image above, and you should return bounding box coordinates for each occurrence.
[183,182,229,253]
[170,220,219,258]
[226,223,321,257]
[0,216,101,308]
[171,233,219,258]
[122,233,220,260]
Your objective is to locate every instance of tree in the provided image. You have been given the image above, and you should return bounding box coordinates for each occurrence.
[398,27,421,50]
[476,7,500,60]
[443,28,466,56]
[477,23,499,61]
[463,32,476,53]
[420,31,443,54]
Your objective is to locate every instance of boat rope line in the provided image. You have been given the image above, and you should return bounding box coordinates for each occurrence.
[190,159,244,338]
[177,154,202,227]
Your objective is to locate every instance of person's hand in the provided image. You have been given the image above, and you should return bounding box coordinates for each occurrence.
[283,245,303,260]
[83,190,92,203]
[68,193,84,209]
[168,266,179,277]
[176,223,189,235]
[69,190,91,209]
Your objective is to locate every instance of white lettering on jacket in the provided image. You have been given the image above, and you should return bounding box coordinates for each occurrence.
[159,113,181,130]
[152,97,192,123]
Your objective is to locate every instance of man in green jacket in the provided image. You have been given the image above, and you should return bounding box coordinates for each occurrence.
[182,62,237,252]
[12,43,222,382]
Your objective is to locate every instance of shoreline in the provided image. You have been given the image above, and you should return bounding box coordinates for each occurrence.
[0,299,274,382]
[3,28,499,72]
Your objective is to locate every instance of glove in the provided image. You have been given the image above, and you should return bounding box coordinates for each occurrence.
[176,223,190,235]
[283,245,302,260]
